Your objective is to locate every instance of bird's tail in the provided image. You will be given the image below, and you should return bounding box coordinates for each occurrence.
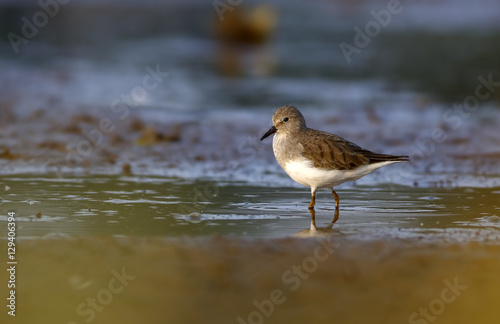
[366,153,410,164]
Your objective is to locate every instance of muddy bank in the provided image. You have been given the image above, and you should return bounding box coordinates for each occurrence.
[3,236,500,324]
[1,103,499,188]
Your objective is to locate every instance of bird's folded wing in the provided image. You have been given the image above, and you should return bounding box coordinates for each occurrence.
[298,130,370,170]
[299,130,408,171]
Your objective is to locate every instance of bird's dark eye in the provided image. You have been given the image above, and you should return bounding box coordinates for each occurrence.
[283,117,289,122]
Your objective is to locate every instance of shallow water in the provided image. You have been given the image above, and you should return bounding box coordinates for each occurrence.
[1,175,499,242]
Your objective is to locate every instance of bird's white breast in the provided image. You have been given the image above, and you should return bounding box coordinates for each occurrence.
[283,159,399,189]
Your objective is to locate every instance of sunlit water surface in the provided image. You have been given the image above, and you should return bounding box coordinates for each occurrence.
[1,175,499,242]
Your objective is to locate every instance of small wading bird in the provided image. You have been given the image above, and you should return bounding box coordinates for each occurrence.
[260,105,409,227]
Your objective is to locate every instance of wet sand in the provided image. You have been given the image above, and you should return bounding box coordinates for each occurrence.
[0,95,499,188]
[2,236,500,324]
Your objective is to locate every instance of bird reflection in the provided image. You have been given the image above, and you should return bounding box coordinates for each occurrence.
[311,207,339,229]
[294,208,341,237]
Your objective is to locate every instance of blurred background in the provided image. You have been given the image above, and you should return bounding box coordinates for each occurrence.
[2,0,500,107]
[1,3,500,323]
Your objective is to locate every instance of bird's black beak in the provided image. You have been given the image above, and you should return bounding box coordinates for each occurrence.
[260,126,277,141]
